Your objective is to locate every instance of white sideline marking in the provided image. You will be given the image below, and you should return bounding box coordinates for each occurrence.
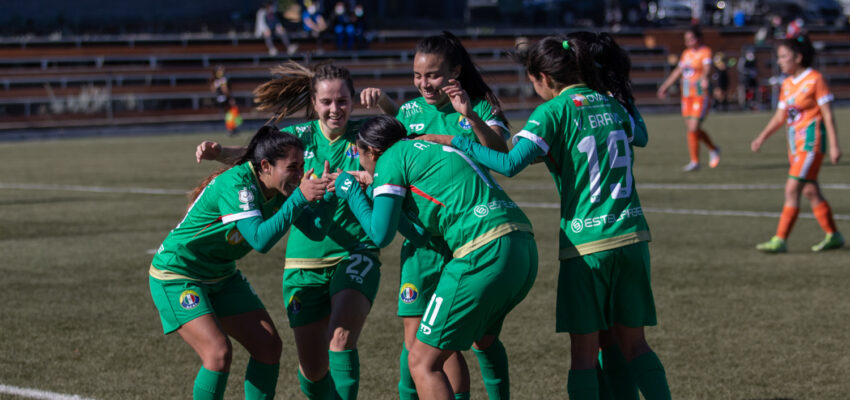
[0,183,185,195]
[0,384,96,400]
[516,202,850,221]
[511,183,850,191]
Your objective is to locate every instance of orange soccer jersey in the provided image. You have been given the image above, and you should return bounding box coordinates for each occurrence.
[778,68,833,180]
[679,46,712,98]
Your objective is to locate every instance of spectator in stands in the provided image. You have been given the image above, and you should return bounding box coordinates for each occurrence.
[350,4,369,50]
[739,50,760,110]
[210,66,241,135]
[302,0,328,53]
[331,2,354,50]
[256,2,298,56]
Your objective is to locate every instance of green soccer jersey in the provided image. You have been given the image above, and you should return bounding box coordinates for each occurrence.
[396,97,509,140]
[282,119,377,269]
[151,162,287,280]
[514,84,650,259]
[371,139,532,258]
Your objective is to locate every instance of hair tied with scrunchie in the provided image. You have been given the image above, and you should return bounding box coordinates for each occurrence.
[797,36,804,43]
[562,40,571,51]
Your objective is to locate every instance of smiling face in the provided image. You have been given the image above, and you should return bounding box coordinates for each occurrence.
[413,52,458,106]
[684,31,699,49]
[777,45,801,76]
[259,147,305,197]
[313,78,352,135]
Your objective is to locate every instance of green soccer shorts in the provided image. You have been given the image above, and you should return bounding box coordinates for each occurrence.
[416,231,538,350]
[397,237,452,317]
[282,251,381,328]
[149,270,265,334]
[556,241,657,334]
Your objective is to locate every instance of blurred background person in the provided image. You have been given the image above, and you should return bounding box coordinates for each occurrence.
[302,0,328,53]
[711,52,729,111]
[255,1,298,56]
[210,65,241,136]
[332,2,354,50]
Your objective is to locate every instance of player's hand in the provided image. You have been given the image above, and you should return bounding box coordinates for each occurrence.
[334,172,358,200]
[418,134,454,146]
[829,146,842,164]
[346,170,374,189]
[750,138,763,153]
[360,87,385,109]
[299,168,327,201]
[656,87,668,99]
[196,141,222,163]
[443,79,472,117]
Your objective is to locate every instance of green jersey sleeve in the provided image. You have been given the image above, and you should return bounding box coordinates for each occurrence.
[472,98,510,140]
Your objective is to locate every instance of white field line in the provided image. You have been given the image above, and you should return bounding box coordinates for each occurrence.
[0,384,96,400]
[510,183,850,191]
[1,182,848,221]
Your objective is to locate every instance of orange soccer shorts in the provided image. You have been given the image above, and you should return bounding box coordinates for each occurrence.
[788,150,824,181]
[681,96,710,120]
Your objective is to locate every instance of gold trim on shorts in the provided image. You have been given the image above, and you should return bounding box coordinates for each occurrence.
[453,222,533,259]
[559,230,652,260]
[285,250,379,269]
[148,264,236,283]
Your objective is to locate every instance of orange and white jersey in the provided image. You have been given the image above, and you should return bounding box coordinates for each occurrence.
[679,46,712,97]
[778,68,833,155]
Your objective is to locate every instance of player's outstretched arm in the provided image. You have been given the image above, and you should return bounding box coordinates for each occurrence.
[450,136,543,177]
[335,172,402,247]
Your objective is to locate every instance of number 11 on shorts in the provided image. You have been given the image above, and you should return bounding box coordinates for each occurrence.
[420,294,443,335]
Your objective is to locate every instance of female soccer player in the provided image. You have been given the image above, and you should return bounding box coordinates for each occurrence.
[360,31,512,399]
[421,34,670,400]
[751,35,844,253]
[150,126,331,400]
[196,62,380,399]
[657,26,720,171]
[334,115,538,400]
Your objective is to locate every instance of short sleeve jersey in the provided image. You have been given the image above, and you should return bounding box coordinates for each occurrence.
[513,84,650,260]
[282,119,377,269]
[152,162,286,280]
[778,68,833,154]
[372,140,532,259]
[679,46,712,97]
[396,97,510,140]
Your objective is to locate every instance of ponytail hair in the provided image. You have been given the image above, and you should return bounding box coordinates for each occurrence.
[779,34,816,68]
[567,31,636,115]
[416,31,508,127]
[253,61,355,123]
[356,115,408,155]
[188,125,304,204]
[512,35,604,96]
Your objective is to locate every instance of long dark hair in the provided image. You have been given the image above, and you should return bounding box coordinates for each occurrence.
[189,125,304,203]
[356,115,408,155]
[779,34,816,68]
[416,31,508,127]
[253,61,356,123]
[567,31,636,115]
[512,34,604,96]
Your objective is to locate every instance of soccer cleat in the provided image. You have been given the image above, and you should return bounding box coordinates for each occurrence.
[756,236,787,253]
[682,161,700,172]
[709,148,721,168]
[811,232,845,252]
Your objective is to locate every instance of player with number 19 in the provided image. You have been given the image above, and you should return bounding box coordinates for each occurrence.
[421,34,670,400]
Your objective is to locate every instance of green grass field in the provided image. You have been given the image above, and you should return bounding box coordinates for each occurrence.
[1,109,849,400]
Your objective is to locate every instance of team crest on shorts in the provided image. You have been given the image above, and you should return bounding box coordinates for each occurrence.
[458,115,471,130]
[288,295,302,314]
[399,283,419,304]
[179,290,201,310]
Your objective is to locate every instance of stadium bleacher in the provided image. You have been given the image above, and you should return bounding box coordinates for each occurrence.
[3,28,850,131]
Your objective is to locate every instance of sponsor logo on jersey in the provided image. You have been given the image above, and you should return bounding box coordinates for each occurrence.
[179,290,201,310]
[571,207,644,233]
[227,228,244,245]
[400,283,419,304]
[295,125,313,134]
[345,143,359,159]
[287,295,302,314]
[786,106,802,125]
[409,123,425,132]
[473,205,489,217]
[304,150,315,159]
[401,102,423,118]
[458,115,471,130]
[238,188,255,211]
[474,200,519,218]
[571,93,589,107]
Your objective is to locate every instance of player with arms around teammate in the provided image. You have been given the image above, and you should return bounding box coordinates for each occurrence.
[422,35,670,400]
[361,31,513,400]
[334,115,538,400]
[657,26,720,172]
[751,35,844,253]
[196,62,382,400]
[150,126,331,400]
